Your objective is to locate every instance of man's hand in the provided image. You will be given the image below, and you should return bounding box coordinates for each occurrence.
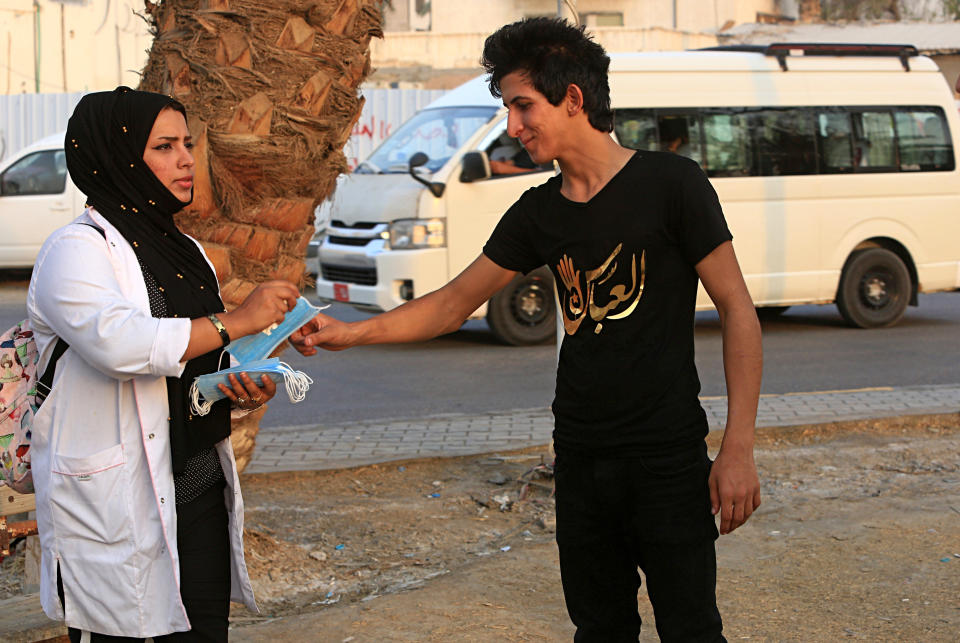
[708,441,761,535]
[290,255,517,356]
[289,313,357,356]
[697,240,762,536]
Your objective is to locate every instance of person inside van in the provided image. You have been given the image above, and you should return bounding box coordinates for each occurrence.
[921,114,948,167]
[292,17,762,642]
[27,87,300,642]
[487,130,540,175]
[659,117,692,157]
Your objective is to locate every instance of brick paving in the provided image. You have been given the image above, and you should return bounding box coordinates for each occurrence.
[244,384,960,474]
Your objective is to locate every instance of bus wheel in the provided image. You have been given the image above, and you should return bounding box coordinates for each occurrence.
[836,248,910,328]
[487,267,556,345]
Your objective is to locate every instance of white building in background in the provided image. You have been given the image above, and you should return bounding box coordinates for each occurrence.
[0,0,152,95]
[3,0,959,96]
[374,0,788,86]
[383,0,781,34]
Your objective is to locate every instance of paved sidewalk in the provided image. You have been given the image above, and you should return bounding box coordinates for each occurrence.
[245,384,960,474]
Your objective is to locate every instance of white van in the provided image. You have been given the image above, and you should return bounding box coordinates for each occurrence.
[315,43,960,342]
[315,80,558,345]
[0,133,82,268]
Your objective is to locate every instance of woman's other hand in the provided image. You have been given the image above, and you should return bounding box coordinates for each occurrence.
[217,372,276,411]
[225,280,300,337]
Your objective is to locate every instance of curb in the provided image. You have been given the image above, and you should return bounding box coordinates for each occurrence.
[246,385,960,474]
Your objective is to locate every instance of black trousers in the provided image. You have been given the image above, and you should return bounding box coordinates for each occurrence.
[554,442,725,643]
[59,479,231,642]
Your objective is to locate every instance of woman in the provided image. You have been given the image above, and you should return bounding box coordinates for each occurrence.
[27,87,299,641]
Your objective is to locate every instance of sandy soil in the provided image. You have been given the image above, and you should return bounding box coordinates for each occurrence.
[2,414,957,641]
[226,413,960,642]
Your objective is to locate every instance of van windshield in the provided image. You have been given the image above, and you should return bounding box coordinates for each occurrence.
[359,106,498,174]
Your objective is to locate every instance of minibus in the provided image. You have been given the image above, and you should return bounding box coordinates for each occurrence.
[319,43,960,343]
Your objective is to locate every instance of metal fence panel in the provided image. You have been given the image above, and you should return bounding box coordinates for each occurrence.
[2,89,446,169]
[0,92,87,163]
[345,88,446,169]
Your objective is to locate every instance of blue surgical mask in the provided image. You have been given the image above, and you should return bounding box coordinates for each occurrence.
[189,295,324,415]
[226,297,327,364]
[189,358,313,416]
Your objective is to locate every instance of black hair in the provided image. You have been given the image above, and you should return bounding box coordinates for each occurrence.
[160,98,187,118]
[481,17,613,133]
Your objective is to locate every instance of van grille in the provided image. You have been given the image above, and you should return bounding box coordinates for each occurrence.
[327,235,371,247]
[331,220,379,229]
[321,264,377,286]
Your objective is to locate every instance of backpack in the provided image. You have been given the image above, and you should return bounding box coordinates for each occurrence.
[0,223,102,494]
[0,322,69,493]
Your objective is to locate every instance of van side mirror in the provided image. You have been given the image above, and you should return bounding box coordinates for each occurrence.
[409,152,428,168]
[460,151,491,183]
[407,152,445,198]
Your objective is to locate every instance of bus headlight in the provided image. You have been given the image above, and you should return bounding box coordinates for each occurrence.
[388,218,446,249]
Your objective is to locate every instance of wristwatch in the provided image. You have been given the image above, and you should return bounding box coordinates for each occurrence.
[207,313,230,347]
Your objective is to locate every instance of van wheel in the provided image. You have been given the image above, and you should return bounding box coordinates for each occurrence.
[836,248,910,328]
[487,267,556,346]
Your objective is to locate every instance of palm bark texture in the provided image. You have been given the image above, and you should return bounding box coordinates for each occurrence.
[138,0,384,470]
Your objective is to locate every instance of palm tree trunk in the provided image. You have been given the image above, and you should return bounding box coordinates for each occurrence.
[138,0,384,471]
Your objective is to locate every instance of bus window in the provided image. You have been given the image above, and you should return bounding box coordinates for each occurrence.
[817,111,854,173]
[752,109,817,176]
[613,110,658,152]
[852,111,896,171]
[703,112,752,177]
[656,113,703,165]
[895,109,954,171]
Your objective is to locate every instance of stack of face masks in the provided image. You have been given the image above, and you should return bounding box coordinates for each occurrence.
[189,297,325,416]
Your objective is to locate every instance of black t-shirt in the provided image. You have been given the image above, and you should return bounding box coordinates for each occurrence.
[483,151,732,457]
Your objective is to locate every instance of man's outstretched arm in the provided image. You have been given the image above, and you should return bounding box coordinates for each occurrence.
[696,240,763,535]
[290,254,518,354]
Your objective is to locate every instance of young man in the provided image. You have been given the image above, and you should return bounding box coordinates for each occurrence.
[292,17,762,642]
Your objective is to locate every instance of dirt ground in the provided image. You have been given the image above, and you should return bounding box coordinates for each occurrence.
[224,413,960,642]
[2,414,958,641]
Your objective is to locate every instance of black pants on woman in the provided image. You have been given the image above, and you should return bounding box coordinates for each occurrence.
[59,480,231,642]
[554,441,726,643]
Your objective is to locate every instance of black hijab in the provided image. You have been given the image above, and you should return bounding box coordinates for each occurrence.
[65,87,230,473]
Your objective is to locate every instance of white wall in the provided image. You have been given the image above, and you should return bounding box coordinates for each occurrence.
[0,0,152,95]
[3,1,779,96]
[371,26,721,70]
[385,0,777,34]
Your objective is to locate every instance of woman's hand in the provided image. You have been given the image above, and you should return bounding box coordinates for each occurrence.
[183,280,299,362]
[223,280,300,338]
[217,372,277,411]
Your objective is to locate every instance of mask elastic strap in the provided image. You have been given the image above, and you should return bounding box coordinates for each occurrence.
[277,361,314,403]
[189,362,313,416]
[189,379,215,417]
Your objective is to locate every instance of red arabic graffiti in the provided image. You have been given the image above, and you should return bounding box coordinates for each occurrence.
[352,115,392,140]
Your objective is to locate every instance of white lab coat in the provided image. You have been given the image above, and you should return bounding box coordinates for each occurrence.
[26,208,257,637]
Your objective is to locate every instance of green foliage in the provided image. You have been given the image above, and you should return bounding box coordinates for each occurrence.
[821,0,902,20]
[944,0,960,20]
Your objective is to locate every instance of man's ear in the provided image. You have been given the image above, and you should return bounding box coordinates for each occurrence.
[565,83,584,116]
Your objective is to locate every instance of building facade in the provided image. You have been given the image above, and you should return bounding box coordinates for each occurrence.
[0,0,152,95]
[383,0,780,34]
